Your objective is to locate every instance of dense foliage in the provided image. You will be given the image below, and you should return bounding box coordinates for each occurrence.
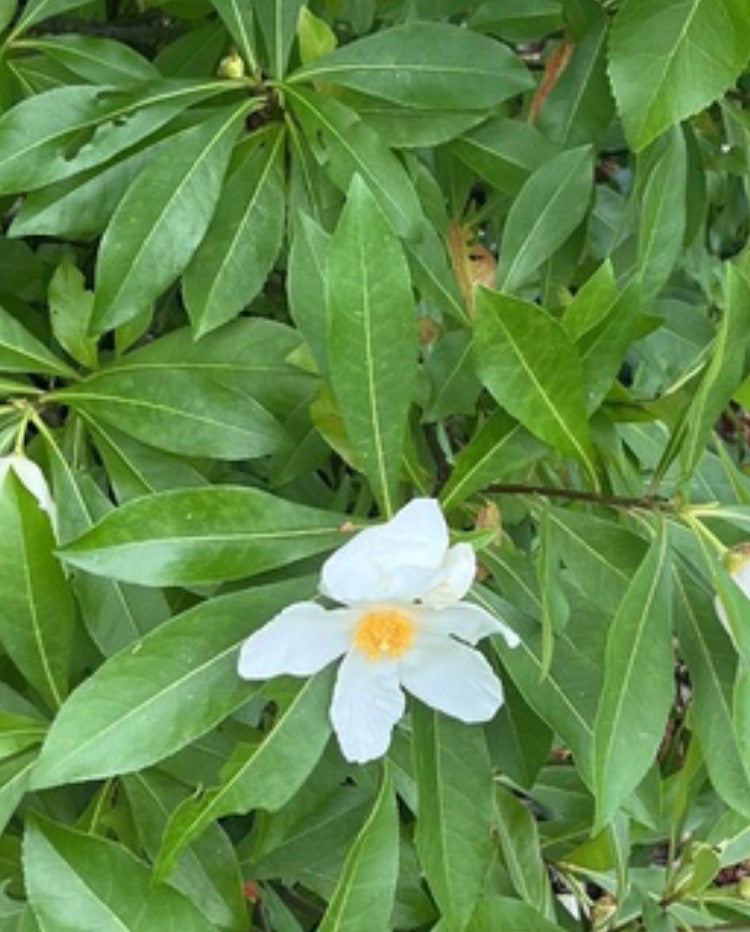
[0,0,750,929]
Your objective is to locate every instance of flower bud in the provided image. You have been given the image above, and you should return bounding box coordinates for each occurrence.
[217,50,245,79]
[714,543,750,637]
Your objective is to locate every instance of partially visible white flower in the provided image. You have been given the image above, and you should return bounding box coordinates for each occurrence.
[0,455,55,520]
[714,544,750,639]
[238,498,519,764]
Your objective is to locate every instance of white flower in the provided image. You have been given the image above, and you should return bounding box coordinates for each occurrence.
[714,544,750,640]
[0,454,55,519]
[238,498,519,764]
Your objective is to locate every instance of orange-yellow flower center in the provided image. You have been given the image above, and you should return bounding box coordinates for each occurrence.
[353,609,415,662]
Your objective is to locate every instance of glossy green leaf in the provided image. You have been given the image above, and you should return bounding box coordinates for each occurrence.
[449,116,557,195]
[0,302,74,377]
[0,80,231,194]
[327,176,416,515]
[288,208,330,372]
[0,750,38,837]
[255,0,305,77]
[58,486,348,586]
[46,431,170,655]
[123,771,246,930]
[592,526,672,829]
[413,704,493,929]
[155,669,333,878]
[0,469,75,711]
[183,126,286,337]
[674,567,750,817]
[537,16,613,147]
[680,258,750,476]
[289,23,532,110]
[50,367,285,461]
[318,763,398,932]
[13,35,158,84]
[48,258,97,370]
[285,86,424,239]
[468,897,567,932]
[440,412,547,510]
[473,288,598,482]
[494,788,551,915]
[608,0,750,151]
[637,127,687,299]
[497,145,593,292]
[91,102,247,333]
[477,586,599,786]
[24,817,215,931]
[30,578,314,789]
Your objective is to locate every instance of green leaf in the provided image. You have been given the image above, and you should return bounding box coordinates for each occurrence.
[413,704,494,930]
[608,0,750,151]
[471,0,563,40]
[637,128,687,299]
[476,585,599,786]
[48,258,98,370]
[319,763,398,932]
[536,16,614,147]
[14,35,158,84]
[0,80,232,194]
[289,23,532,110]
[91,102,247,333]
[440,411,547,510]
[449,116,558,195]
[0,468,75,711]
[122,771,246,931]
[592,526,672,829]
[497,145,593,292]
[494,788,551,916]
[327,175,416,515]
[45,430,171,655]
[155,669,333,878]
[255,0,305,77]
[288,209,330,372]
[24,817,215,931]
[473,288,598,482]
[0,302,74,377]
[50,367,285,461]
[285,86,424,239]
[578,280,641,413]
[680,258,750,476]
[674,567,750,817]
[208,0,257,73]
[58,486,349,587]
[0,750,37,837]
[30,578,314,789]
[183,126,286,337]
[468,897,567,932]
[9,0,103,36]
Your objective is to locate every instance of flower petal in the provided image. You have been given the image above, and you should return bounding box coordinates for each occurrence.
[418,602,520,647]
[421,542,476,607]
[238,602,353,679]
[321,498,449,605]
[399,636,503,722]
[330,651,405,763]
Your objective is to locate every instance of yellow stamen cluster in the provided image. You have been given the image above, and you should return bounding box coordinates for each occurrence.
[354,609,415,662]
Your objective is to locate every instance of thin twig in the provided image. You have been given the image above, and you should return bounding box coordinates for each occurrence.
[481,482,672,510]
